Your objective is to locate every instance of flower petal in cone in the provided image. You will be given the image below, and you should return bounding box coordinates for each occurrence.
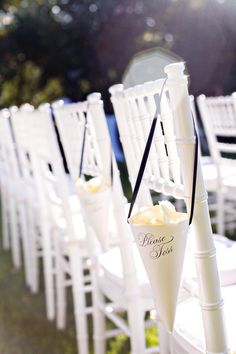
[129,213,189,332]
[76,181,111,251]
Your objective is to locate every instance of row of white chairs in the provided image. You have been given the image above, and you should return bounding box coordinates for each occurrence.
[110,63,236,353]
[0,93,160,353]
[0,62,236,353]
[191,94,236,236]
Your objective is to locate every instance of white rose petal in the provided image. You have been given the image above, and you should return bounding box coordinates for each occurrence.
[131,200,184,225]
[75,176,110,194]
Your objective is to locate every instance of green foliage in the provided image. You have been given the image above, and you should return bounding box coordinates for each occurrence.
[1,0,235,109]
[0,60,64,107]
[146,325,159,347]
[107,334,130,354]
[0,0,122,108]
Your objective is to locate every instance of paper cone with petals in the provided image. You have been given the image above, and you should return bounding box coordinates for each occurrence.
[77,186,111,251]
[129,214,189,332]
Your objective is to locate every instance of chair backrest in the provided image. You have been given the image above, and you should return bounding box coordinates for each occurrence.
[53,93,128,217]
[109,62,228,353]
[11,106,78,239]
[53,93,144,304]
[197,94,236,165]
[9,105,38,193]
[0,109,20,181]
[110,79,183,203]
[53,94,110,182]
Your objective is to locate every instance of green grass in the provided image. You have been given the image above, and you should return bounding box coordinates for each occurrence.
[0,248,78,354]
[0,162,158,353]
[0,242,158,353]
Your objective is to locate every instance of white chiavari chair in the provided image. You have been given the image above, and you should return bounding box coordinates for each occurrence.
[109,62,229,353]
[0,108,32,288]
[0,109,17,254]
[190,95,225,238]
[11,105,57,309]
[11,106,91,354]
[10,104,43,296]
[53,93,160,354]
[197,94,236,235]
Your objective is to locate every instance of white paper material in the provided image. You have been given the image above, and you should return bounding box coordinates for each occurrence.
[131,201,182,226]
[129,205,189,332]
[76,177,111,251]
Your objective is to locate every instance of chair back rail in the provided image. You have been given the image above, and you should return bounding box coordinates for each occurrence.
[11,108,77,238]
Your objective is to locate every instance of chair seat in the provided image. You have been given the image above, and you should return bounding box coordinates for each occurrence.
[183,240,236,297]
[173,285,236,353]
[98,243,155,310]
[99,235,236,311]
[202,162,236,191]
[215,244,236,286]
[57,212,88,254]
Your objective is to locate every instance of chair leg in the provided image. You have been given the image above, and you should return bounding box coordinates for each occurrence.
[18,203,31,287]
[157,320,171,354]
[54,235,67,330]
[29,210,39,294]
[1,187,10,250]
[126,299,146,354]
[42,220,55,321]
[92,264,106,354]
[69,244,89,354]
[9,196,21,268]
[217,191,224,235]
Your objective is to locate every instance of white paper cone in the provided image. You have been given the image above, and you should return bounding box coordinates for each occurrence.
[78,187,111,251]
[130,215,189,332]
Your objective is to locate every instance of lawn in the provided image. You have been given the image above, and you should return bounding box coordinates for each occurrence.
[0,246,79,354]
[0,233,158,354]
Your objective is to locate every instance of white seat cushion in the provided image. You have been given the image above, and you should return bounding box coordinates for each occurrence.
[98,243,155,309]
[202,162,236,191]
[173,285,236,353]
[183,240,236,296]
[98,234,236,311]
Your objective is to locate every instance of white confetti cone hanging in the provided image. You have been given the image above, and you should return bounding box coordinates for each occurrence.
[126,78,197,333]
[129,209,189,332]
[76,177,111,251]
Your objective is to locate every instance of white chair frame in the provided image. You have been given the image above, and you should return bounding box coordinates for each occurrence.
[0,108,31,288]
[53,93,160,354]
[197,94,236,235]
[11,107,91,354]
[109,62,228,353]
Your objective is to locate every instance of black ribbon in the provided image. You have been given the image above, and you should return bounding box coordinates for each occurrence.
[127,80,198,226]
[79,109,113,186]
[189,117,198,225]
[79,112,88,178]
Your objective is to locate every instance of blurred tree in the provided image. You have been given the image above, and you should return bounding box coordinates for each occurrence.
[0,60,64,107]
[0,0,123,108]
[0,0,236,110]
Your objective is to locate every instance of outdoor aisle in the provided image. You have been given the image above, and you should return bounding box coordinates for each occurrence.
[0,233,78,354]
[0,230,136,354]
